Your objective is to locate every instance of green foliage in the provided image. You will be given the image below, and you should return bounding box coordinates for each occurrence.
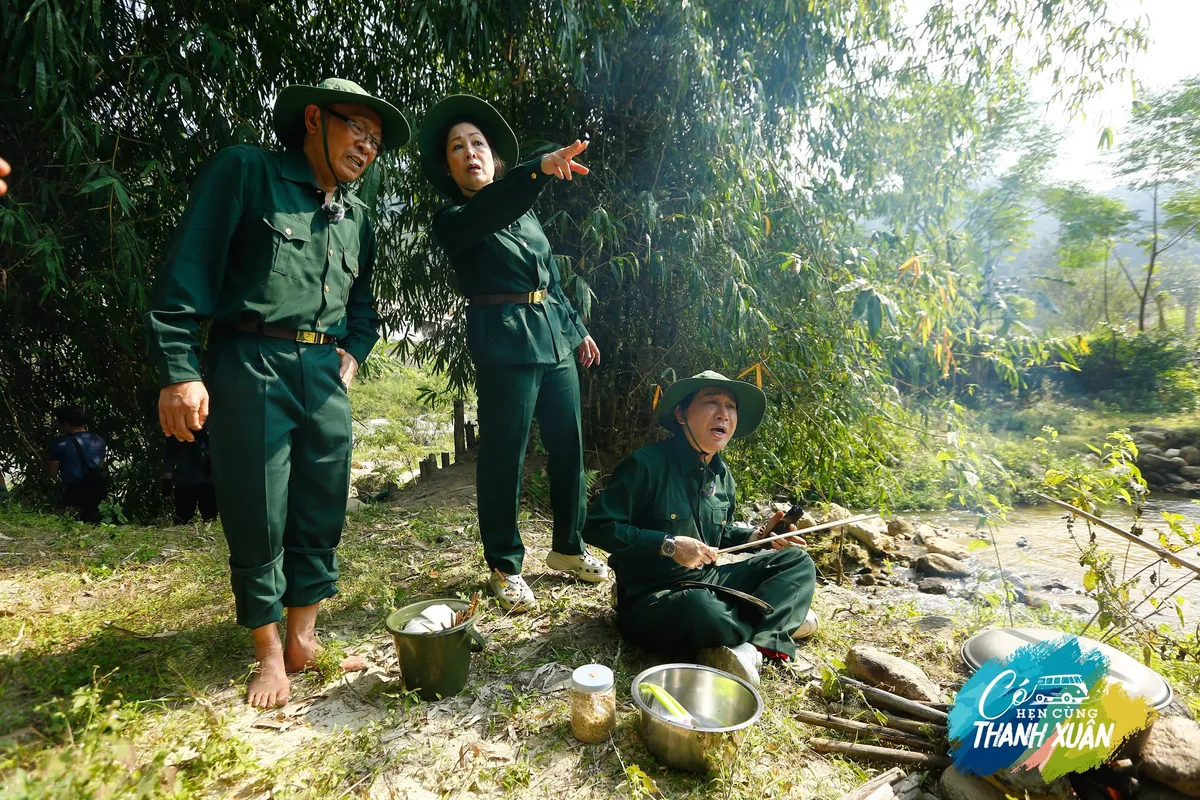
[1053,326,1200,412]
[0,0,1148,514]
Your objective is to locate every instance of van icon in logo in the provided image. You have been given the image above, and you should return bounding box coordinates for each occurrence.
[1031,674,1088,706]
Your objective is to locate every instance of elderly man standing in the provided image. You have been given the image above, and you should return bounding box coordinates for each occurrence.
[583,371,818,686]
[146,79,408,708]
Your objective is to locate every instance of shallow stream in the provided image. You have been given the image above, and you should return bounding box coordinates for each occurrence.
[884,496,1200,628]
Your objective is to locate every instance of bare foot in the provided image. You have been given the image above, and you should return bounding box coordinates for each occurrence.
[283,603,323,673]
[247,637,290,709]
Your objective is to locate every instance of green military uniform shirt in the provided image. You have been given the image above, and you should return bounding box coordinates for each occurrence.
[583,435,757,600]
[147,145,381,386]
[432,156,588,366]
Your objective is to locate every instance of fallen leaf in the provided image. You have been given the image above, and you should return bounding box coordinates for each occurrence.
[457,740,514,767]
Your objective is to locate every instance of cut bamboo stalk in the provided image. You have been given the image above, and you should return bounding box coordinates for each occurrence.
[875,712,947,739]
[793,709,939,751]
[837,676,949,723]
[839,767,903,800]
[717,513,880,555]
[1035,493,1200,578]
[810,738,952,768]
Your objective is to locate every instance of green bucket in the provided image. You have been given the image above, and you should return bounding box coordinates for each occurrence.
[384,598,485,700]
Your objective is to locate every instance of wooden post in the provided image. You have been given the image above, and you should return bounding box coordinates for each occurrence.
[441,452,450,469]
[465,422,476,449]
[426,453,438,472]
[453,400,466,457]
[419,459,431,481]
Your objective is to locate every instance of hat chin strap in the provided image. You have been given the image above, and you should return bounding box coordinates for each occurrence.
[681,416,713,460]
[318,109,345,223]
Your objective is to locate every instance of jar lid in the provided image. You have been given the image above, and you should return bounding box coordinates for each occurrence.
[571,664,613,693]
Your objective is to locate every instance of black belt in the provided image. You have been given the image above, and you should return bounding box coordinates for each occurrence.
[222,320,336,345]
[469,289,547,306]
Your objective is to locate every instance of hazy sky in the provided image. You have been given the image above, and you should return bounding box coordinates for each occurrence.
[1027,0,1200,188]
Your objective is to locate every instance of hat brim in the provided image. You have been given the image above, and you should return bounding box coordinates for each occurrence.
[417,95,519,199]
[656,376,766,439]
[273,85,411,151]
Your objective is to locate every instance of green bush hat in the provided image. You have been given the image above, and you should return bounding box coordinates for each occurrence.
[656,370,767,439]
[418,94,520,198]
[273,78,411,152]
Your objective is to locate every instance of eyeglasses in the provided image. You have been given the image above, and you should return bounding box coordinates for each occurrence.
[322,107,382,153]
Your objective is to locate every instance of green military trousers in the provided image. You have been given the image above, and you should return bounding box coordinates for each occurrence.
[206,332,352,629]
[616,548,815,659]
[474,356,587,575]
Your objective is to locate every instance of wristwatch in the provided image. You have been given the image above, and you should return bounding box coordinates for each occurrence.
[659,535,677,557]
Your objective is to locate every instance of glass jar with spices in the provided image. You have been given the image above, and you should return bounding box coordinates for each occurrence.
[568,664,616,743]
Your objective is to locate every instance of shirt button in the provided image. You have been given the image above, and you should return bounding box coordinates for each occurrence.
[285,227,292,235]
[324,284,330,293]
[670,514,676,520]
[328,249,334,256]
[531,172,537,179]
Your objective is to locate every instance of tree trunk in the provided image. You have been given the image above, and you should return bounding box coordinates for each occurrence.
[1103,248,1111,325]
[1186,302,1197,335]
[453,399,466,457]
[1139,183,1159,332]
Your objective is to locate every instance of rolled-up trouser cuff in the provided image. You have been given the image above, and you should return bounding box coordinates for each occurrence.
[280,545,340,609]
[229,552,285,629]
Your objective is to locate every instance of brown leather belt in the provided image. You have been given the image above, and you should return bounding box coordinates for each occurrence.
[469,289,547,306]
[222,320,336,345]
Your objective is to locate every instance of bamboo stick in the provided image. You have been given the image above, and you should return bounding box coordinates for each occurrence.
[1035,493,1200,578]
[810,738,952,768]
[717,513,881,555]
[837,676,949,723]
[793,709,940,751]
[839,767,904,800]
[875,712,947,739]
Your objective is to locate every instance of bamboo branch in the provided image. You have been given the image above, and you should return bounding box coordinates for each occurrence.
[793,709,940,751]
[839,767,904,800]
[837,676,949,723]
[810,738,952,768]
[1035,493,1200,579]
[874,712,947,739]
[717,513,880,555]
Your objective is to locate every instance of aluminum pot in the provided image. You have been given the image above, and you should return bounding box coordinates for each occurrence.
[631,663,763,773]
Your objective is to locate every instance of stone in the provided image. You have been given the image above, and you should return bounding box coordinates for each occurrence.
[1142,453,1183,472]
[856,573,878,586]
[918,578,952,594]
[924,536,971,561]
[939,767,1010,800]
[1133,429,1170,446]
[888,518,916,538]
[893,773,923,795]
[1136,717,1200,796]
[846,520,899,555]
[1015,587,1051,609]
[1181,446,1200,466]
[986,766,1071,800]
[1163,472,1187,485]
[1145,446,1165,457]
[823,503,853,522]
[1181,465,1200,481]
[1139,783,1195,800]
[792,511,819,530]
[1041,579,1072,592]
[914,553,971,578]
[845,645,942,702]
[1165,448,1183,458]
[346,498,367,514]
[914,615,956,633]
[912,523,937,545]
[1147,472,1168,486]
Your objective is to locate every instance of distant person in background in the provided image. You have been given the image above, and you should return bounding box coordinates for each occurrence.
[162,425,218,525]
[0,156,10,195]
[45,406,108,524]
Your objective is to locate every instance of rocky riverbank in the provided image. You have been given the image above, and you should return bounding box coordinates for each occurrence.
[1131,424,1200,498]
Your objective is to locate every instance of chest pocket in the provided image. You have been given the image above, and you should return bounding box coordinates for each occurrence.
[650,505,699,539]
[340,240,361,305]
[263,211,313,278]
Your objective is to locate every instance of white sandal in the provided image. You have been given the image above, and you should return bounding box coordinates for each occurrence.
[545,550,609,583]
[488,570,537,613]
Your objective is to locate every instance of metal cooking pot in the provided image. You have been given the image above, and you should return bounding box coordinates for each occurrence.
[632,663,763,773]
